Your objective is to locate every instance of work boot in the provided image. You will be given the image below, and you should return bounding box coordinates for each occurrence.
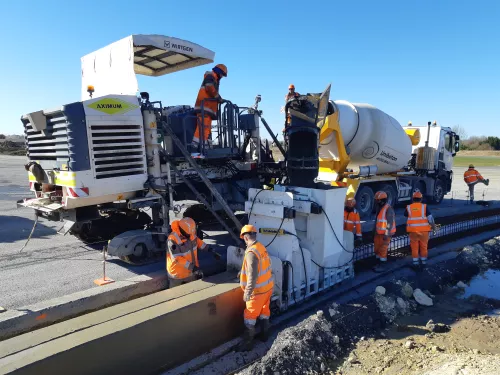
[485,179,490,186]
[372,262,387,273]
[258,319,270,342]
[236,326,255,352]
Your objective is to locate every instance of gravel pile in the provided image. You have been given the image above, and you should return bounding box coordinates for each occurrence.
[238,237,500,375]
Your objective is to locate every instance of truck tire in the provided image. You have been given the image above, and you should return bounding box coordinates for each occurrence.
[356,185,374,219]
[379,184,397,207]
[430,180,445,204]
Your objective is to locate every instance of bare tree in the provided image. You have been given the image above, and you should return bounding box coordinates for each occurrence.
[452,125,468,140]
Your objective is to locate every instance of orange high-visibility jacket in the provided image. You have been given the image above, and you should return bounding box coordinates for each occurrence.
[376,204,396,235]
[284,92,300,103]
[406,203,431,233]
[194,71,221,119]
[166,230,207,280]
[464,168,483,185]
[344,209,362,236]
[240,242,274,296]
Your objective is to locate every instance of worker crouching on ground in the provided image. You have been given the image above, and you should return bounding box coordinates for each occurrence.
[166,217,221,287]
[193,63,227,150]
[464,164,489,203]
[404,191,437,269]
[237,225,274,352]
[344,198,363,246]
[373,191,396,272]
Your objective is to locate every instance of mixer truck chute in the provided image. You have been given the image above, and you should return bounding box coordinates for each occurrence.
[315,101,459,218]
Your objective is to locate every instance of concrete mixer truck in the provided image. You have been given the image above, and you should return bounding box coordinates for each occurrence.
[315,100,460,217]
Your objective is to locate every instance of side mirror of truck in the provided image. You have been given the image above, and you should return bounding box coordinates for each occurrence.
[454,141,460,153]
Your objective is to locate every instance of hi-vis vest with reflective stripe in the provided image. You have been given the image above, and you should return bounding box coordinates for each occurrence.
[166,231,206,279]
[376,204,396,235]
[344,209,361,235]
[464,169,482,185]
[240,242,274,295]
[194,71,220,119]
[406,203,431,233]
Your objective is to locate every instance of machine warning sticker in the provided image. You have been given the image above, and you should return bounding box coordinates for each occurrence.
[259,228,286,235]
[87,98,139,115]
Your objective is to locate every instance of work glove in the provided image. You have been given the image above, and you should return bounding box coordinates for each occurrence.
[194,269,204,280]
[243,291,251,302]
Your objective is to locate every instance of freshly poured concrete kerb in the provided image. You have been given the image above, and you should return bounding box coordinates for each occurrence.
[0,272,243,375]
[0,270,169,341]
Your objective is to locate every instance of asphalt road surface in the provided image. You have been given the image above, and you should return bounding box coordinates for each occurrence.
[0,155,499,309]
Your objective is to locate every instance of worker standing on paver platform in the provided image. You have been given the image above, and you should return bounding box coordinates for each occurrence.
[464,164,489,203]
[281,84,301,131]
[193,64,227,149]
[404,191,437,268]
[344,198,363,246]
[373,191,396,272]
[166,217,221,287]
[237,225,274,352]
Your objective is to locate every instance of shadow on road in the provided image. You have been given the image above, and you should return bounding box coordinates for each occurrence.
[0,215,57,243]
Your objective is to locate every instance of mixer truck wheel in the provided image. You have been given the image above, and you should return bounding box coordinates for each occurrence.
[379,184,397,207]
[430,180,445,204]
[120,243,156,266]
[355,185,374,219]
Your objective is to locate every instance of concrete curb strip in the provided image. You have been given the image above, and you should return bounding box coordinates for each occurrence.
[0,270,168,341]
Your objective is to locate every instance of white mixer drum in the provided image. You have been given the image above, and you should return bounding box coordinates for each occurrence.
[320,100,412,174]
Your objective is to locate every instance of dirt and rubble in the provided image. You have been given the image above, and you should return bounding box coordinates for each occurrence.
[238,237,500,375]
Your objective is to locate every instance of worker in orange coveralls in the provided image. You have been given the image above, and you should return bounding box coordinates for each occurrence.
[344,198,363,246]
[193,64,227,148]
[167,217,220,287]
[463,164,489,203]
[405,191,436,268]
[282,84,300,130]
[236,224,274,351]
[373,191,396,272]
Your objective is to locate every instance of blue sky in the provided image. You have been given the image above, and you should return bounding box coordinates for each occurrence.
[0,0,499,138]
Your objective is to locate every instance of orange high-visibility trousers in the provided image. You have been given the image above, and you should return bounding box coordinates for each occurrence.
[374,234,390,261]
[243,289,272,327]
[409,232,429,260]
[193,115,212,144]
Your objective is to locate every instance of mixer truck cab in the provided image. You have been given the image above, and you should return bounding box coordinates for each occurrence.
[317,101,459,218]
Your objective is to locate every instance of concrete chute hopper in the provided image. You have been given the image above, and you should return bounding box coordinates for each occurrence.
[81,34,216,100]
